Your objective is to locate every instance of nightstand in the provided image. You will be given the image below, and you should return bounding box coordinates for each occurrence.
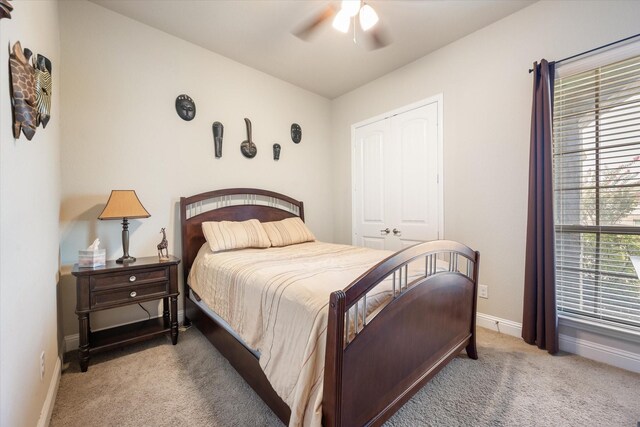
[72,256,180,372]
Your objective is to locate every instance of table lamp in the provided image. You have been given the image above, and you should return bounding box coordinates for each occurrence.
[98,190,150,263]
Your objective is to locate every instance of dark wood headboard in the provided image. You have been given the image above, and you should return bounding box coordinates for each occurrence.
[180,188,305,283]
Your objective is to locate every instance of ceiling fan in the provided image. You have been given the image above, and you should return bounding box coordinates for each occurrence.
[293,0,390,50]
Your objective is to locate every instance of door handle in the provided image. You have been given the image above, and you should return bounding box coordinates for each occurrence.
[393,228,402,236]
[380,228,390,235]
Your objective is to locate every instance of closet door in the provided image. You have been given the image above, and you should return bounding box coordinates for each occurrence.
[353,117,391,250]
[353,99,441,251]
[387,102,440,250]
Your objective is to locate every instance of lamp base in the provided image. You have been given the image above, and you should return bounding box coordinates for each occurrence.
[116,255,136,264]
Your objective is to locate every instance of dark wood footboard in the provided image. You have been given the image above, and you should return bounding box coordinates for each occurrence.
[323,241,479,427]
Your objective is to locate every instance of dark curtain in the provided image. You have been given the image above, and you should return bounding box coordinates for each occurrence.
[522,60,558,354]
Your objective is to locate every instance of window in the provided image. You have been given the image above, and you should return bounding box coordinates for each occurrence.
[553,51,640,332]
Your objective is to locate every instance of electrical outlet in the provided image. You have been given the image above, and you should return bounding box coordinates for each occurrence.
[40,351,45,380]
[478,284,488,299]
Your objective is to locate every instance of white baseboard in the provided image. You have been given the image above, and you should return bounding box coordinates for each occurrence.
[476,312,640,373]
[559,333,640,373]
[64,334,79,353]
[476,312,523,337]
[64,310,184,352]
[37,356,61,427]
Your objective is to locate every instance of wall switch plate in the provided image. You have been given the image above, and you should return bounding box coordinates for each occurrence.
[479,284,488,299]
[40,351,45,380]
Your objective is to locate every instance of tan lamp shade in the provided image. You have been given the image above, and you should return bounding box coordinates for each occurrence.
[98,190,150,220]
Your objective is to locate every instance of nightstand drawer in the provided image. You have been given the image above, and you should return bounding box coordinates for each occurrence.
[90,267,169,291]
[91,282,169,309]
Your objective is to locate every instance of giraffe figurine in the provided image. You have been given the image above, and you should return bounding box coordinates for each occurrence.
[157,228,169,261]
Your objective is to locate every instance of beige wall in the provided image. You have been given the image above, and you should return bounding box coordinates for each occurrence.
[8,0,636,392]
[0,1,61,426]
[58,1,332,335]
[330,0,640,323]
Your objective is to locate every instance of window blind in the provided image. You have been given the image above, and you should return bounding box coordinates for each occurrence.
[554,53,640,332]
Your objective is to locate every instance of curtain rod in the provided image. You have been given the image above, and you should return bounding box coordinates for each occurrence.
[528,32,640,73]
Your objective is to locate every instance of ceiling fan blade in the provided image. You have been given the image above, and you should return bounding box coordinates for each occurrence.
[293,5,336,40]
[0,0,13,19]
[366,23,391,50]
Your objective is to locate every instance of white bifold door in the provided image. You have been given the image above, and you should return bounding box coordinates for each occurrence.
[353,98,442,252]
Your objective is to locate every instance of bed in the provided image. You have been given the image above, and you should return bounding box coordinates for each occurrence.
[180,188,479,426]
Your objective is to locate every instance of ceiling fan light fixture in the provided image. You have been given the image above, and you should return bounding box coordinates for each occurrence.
[359,4,378,31]
[341,0,361,17]
[332,9,351,33]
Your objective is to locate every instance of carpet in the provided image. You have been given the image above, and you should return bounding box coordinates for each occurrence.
[50,327,640,426]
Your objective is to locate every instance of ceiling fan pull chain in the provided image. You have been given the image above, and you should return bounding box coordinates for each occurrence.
[352,16,357,44]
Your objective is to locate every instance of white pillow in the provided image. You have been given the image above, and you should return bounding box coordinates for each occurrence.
[262,217,316,247]
[202,219,271,253]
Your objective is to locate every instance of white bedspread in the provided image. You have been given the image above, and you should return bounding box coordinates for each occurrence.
[188,241,395,426]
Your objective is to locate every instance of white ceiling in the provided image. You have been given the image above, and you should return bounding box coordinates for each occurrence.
[90,0,535,99]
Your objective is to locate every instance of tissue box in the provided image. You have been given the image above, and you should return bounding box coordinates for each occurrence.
[78,249,106,268]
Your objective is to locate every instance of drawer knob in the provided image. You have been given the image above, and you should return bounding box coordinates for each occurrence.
[130,291,137,298]
[129,275,136,282]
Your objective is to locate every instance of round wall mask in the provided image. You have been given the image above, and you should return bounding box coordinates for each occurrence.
[175,94,196,121]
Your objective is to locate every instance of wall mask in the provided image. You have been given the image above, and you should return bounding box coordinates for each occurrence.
[273,143,281,161]
[175,94,196,121]
[212,121,223,158]
[34,54,52,128]
[291,123,302,144]
[9,42,38,140]
[240,118,257,159]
